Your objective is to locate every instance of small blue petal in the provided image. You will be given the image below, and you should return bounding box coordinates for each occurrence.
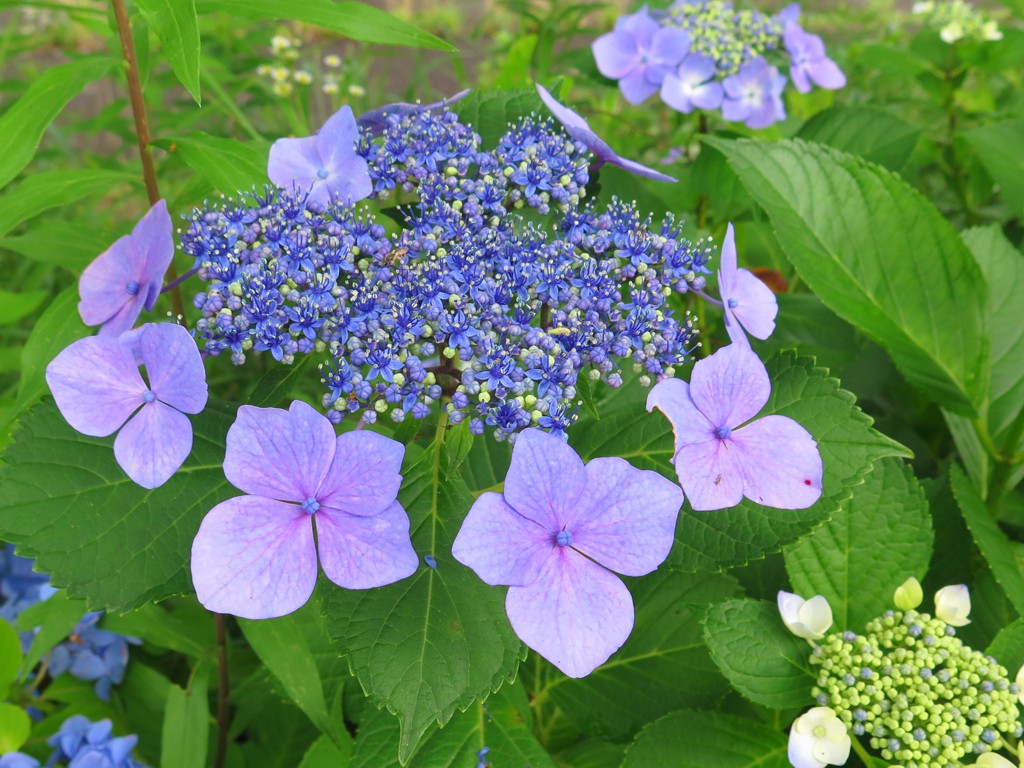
[424,555,437,570]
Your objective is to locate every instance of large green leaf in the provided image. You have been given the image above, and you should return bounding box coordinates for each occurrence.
[572,352,908,573]
[0,219,122,271]
[155,133,270,194]
[352,683,555,768]
[0,169,137,239]
[0,289,46,325]
[621,710,790,768]
[193,0,454,51]
[987,618,1024,674]
[136,0,202,104]
[0,401,236,612]
[543,571,739,742]
[15,589,89,677]
[703,599,815,709]
[0,56,113,189]
[320,427,523,764]
[796,105,921,170]
[708,137,988,415]
[963,118,1024,215]
[160,662,210,768]
[455,87,545,146]
[783,458,933,629]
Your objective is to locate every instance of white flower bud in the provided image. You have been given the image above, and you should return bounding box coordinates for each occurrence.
[1016,664,1024,706]
[934,584,971,626]
[788,707,851,768]
[894,576,924,610]
[976,754,1017,768]
[778,591,833,641]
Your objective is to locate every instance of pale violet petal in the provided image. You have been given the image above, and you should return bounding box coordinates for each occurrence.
[314,105,360,172]
[731,415,823,509]
[727,268,778,341]
[674,437,745,511]
[78,235,138,329]
[646,377,716,455]
[592,31,640,80]
[191,496,317,619]
[315,501,418,589]
[137,323,208,414]
[503,428,586,531]
[452,492,552,587]
[317,430,404,517]
[619,69,659,105]
[535,84,590,133]
[505,551,634,678]
[132,199,174,292]
[612,155,678,183]
[267,135,322,194]
[113,401,192,489]
[688,343,770,429]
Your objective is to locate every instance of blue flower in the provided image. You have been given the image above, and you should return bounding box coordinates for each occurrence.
[660,53,724,112]
[721,57,786,129]
[783,23,846,93]
[47,715,144,768]
[49,612,141,701]
[592,7,691,104]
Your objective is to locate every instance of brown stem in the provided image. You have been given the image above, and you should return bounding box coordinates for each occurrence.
[110,0,186,320]
[214,614,230,768]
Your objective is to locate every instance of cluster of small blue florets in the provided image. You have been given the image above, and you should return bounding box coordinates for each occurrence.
[185,107,709,436]
[664,0,784,75]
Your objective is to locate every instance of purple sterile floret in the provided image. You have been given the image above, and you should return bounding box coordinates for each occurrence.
[721,57,787,129]
[357,89,471,137]
[78,199,173,336]
[190,400,418,619]
[268,105,373,208]
[0,754,38,768]
[592,7,692,105]
[717,223,778,345]
[783,23,845,93]
[646,343,822,511]
[536,84,676,183]
[48,611,140,701]
[660,53,724,113]
[452,429,683,677]
[47,715,144,768]
[45,322,208,489]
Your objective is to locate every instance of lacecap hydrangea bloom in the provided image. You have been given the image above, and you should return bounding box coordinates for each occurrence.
[191,400,418,619]
[593,2,844,129]
[185,100,714,439]
[452,429,683,677]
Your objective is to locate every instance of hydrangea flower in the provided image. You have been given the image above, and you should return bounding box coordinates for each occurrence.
[78,199,173,336]
[535,84,676,182]
[934,583,971,626]
[788,707,852,768]
[660,53,724,113]
[191,400,418,619]
[48,611,140,701]
[646,343,822,511]
[357,88,470,137]
[452,429,683,677]
[721,57,786,129]
[778,591,833,640]
[0,543,55,625]
[592,7,691,104]
[0,755,39,768]
[913,1,1003,42]
[783,24,846,93]
[717,223,777,345]
[268,104,373,207]
[47,715,144,768]
[46,323,208,489]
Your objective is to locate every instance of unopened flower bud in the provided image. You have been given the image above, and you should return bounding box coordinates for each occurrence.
[935,585,971,627]
[894,577,924,611]
[779,591,833,641]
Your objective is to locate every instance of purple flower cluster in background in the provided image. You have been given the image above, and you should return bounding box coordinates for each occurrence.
[185,104,713,438]
[46,716,145,768]
[0,543,55,626]
[49,611,141,701]
[593,1,844,129]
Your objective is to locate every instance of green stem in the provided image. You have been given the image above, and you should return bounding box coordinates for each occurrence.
[851,736,879,768]
[213,614,230,768]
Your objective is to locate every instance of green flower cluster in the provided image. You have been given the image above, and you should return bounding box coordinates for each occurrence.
[912,0,1002,42]
[812,609,1022,767]
[667,1,783,76]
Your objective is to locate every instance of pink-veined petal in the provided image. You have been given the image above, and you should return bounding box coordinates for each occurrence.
[314,501,418,589]
[223,401,335,502]
[268,135,322,193]
[688,343,770,428]
[113,401,192,489]
[572,457,682,576]
[46,336,145,437]
[191,496,317,619]
[506,551,634,678]
[317,430,404,517]
[727,268,778,341]
[132,199,174,290]
[646,377,716,455]
[674,438,745,511]
[78,236,139,328]
[731,415,823,509]
[137,323,208,414]
[503,428,585,531]
[452,492,552,587]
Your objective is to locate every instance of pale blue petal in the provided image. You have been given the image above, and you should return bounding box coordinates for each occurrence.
[732,415,823,509]
[113,401,192,489]
[315,501,418,589]
[674,436,745,511]
[503,428,585,531]
[318,430,404,517]
[138,323,208,414]
[452,492,551,587]
[688,344,770,429]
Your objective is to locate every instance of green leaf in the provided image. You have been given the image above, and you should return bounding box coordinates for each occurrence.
[622,710,790,768]
[299,735,352,768]
[760,293,863,375]
[0,168,137,239]
[248,357,312,408]
[320,428,523,764]
[784,458,933,629]
[544,571,739,742]
[352,683,555,768]
[0,702,31,753]
[102,601,212,658]
[0,56,114,190]
[160,662,210,768]
[951,464,1024,617]
[0,219,121,271]
[0,620,22,690]
[708,137,989,415]
[963,118,1024,215]
[239,612,335,740]
[0,289,46,325]
[455,87,545,145]
[796,105,921,170]
[193,0,454,51]
[155,133,270,194]
[987,617,1024,674]
[136,0,202,104]
[0,401,236,612]
[703,599,815,709]
[16,589,88,677]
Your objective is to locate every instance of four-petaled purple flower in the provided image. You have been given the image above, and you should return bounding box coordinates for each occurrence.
[592,8,691,105]
[660,53,724,113]
[268,105,373,208]
[717,223,778,346]
[45,322,208,489]
[190,400,418,619]
[452,429,683,677]
[536,84,677,183]
[721,58,787,129]
[783,24,846,93]
[78,199,173,336]
[646,343,822,511]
